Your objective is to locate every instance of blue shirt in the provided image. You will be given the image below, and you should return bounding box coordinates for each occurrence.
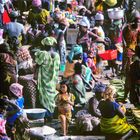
[98,100,120,118]
[7,97,24,125]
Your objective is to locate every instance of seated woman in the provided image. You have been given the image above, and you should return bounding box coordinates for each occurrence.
[75,82,106,133]
[63,44,83,79]
[71,62,86,106]
[98,85,138,140]
[64,45,96,91]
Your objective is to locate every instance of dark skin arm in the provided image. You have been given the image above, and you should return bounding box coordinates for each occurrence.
[116,106,125,118]
[90,97,101,117]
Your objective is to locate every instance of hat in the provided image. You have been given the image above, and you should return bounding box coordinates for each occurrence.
[79,16,90,28]
[9,83,23,97]
[78,5,86,12]
[32,0,42,7]
[41,37,57,46]
[59,18,69,27]
[95,13,104,20]
[103,0,117,7]
[9,10,19,18]
[0,29,4,45]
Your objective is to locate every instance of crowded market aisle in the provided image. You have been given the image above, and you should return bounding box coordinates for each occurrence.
[0,0,140,140]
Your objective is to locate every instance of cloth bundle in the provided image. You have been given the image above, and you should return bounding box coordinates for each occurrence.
[110,79,125,101]
[132,108,140,126]
[75,109,100,132]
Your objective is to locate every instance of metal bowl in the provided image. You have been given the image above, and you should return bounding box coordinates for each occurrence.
[107,8,124,19]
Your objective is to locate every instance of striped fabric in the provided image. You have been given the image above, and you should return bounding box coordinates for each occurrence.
[100,115,138,134]
[35,50,60,113]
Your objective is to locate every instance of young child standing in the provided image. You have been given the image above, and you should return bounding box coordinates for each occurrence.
[55,81,75,136]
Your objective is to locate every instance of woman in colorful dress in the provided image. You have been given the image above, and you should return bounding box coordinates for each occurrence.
[55,80,75,136]
[35,36,60,122]
[98,85,138,140]
[0,41,17,96]
[122,11,140,101]
[27,0,50,25]
[71,62,86,106]
[108,18,123,76]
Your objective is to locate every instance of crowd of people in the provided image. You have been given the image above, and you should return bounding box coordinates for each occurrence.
[0,0,140,139]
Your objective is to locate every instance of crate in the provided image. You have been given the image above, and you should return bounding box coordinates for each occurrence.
[98,50,117,60]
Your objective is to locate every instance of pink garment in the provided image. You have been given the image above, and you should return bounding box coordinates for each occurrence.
[114,30,123,44]
[9,83,23,97]
[32,0,42,7]
[87,58,96,73]
[0,117,6,134]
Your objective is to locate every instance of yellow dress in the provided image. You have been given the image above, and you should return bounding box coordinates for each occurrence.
[28,9,50,25]
[55,93,75,122]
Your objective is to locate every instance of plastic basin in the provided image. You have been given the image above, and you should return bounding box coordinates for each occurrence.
[24,108,46,120]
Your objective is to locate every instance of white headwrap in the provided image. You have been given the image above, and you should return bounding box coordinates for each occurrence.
[95,13,104,21]
[79,16,90,29]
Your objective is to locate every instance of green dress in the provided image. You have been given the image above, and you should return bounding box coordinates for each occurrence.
[35,50,60,113]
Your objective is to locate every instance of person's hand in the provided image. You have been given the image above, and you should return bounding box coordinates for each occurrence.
[119,102,126,114]
[104,41,109,46]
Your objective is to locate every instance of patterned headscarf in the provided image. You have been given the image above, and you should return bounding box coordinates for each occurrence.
[67,44,83,63]
[41,37,57,47]
[9,83,23,97]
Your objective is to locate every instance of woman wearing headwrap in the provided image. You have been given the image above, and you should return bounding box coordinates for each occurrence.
[6,83,24,139]
[77,16,107,54]
[35,36,60,121]
[98,85,138,139]
[27,0,50,25]
[122,11,140,101]
[71,62,86,105]
[63,44,83,78]
[0,39,17,96]
[108,18,123,76]
[0,98,20,140]
[92,12,108,75]
[64,44,96,90]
